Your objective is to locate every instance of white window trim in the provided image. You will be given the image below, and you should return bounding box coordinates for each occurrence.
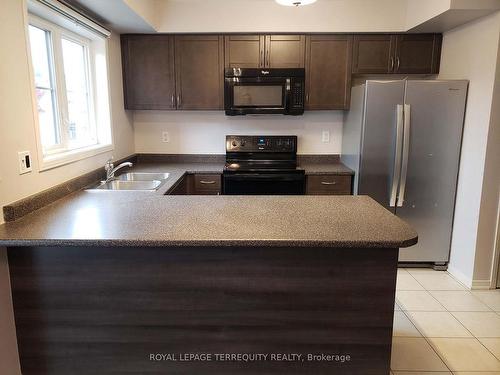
[24,9,114,171]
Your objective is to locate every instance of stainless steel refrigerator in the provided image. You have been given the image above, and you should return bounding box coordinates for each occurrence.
[342,80,468,267]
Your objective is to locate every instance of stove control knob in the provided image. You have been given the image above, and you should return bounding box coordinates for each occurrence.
[232,140,238,147]
[240,140,246,146]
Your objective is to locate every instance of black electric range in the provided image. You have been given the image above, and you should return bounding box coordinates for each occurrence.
[223,135,305,195]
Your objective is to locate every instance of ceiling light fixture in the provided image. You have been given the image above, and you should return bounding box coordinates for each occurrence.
[275,0,317,7]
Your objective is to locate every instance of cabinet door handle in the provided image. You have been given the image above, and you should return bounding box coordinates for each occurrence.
[390,57,394,72]
[260,49,264,67]
[396,57,400,72]
[306,93,310,103]
[200,180,216,184]
[321,181,337,185]
[177,95,181,108]
[266,49,270,67]
[171,94,175,108]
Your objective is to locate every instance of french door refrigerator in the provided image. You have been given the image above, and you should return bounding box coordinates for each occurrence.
[342,80,468,267]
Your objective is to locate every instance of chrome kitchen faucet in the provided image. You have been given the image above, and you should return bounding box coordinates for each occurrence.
[104,159,133,183]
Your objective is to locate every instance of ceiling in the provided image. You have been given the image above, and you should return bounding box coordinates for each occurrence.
[64,0,500,34]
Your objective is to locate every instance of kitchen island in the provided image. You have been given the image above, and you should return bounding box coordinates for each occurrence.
[0,175,417,374]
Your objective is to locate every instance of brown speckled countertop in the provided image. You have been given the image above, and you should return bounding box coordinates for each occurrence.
[2,157,354,222]
[300,162,354,175]
[0,194,416,248]
[0,160,417,249]
[120,162,226,195]
[101,161,354,196]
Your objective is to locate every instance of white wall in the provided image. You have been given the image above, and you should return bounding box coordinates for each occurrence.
[67,0,500,34]
[405,0,500,30]
[438,11,500,288]
[134,111,343,155]
[0,1,135,370]
[405,0,451,30]
[452,0,500,10]
[475,32,500,286]
[123,0,162,30]
[154,0,407,33]
[0,0,135,226]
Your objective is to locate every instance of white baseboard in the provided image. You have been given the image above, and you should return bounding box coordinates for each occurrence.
[447,265,494,290]
[447,265,473,289]
[471,279,493,290]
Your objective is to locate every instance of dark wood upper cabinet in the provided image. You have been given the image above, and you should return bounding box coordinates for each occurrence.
[225,34,305,68]
[224,35,265,68]
[121,35,175,110]
[394,34,442,74]
[352,35,395,74]
[305,35,353,110]
[352,33,442,74]
[265,35,305,68]
[174,35,224,110]
[121,33,443,111]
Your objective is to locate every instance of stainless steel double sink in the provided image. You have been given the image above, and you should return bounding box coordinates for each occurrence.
[89,172,170,191]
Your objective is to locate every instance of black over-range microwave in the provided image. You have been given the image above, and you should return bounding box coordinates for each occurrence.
[224,68,305,116]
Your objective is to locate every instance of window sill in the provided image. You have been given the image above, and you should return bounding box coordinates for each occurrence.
[39,143,114,171]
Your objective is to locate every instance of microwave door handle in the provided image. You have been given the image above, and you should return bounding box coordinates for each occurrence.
[285,78,291,110]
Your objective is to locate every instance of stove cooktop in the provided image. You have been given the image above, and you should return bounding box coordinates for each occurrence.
[224,135,301,174]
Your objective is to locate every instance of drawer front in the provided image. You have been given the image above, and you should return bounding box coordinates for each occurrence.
[306,175,352,195]
[193,174,221,194]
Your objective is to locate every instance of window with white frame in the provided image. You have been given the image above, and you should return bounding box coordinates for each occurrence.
[27,11,112,169]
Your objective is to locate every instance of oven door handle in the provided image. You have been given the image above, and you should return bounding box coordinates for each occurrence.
[224,173,304,182]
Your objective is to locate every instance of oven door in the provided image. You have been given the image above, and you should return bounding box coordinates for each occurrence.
[223,173,305,195]
[224,77,290,115]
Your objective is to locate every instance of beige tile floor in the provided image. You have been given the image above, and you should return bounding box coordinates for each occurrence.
[391,268,500,375]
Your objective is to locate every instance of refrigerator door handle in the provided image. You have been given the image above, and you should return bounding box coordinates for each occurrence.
[397,104,411,207]
[390,104,404,207]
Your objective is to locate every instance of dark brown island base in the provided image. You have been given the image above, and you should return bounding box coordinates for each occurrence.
[0,195,417,375]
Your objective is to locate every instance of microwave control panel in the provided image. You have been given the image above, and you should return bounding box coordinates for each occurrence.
[291,80,305,108]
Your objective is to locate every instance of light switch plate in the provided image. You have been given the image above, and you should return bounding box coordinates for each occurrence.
[162,131,170,143]
[322,130,330,143]
[18,151,32,174]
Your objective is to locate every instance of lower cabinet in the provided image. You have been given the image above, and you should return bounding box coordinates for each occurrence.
[306,174,353,195]
[169,173,222,195]
[170,173,352,195]
[192,174,222,195]
[168,174,189,195]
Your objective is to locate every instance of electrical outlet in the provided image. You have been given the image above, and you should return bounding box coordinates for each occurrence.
[18,151,32,174]
[322,130,330,143]
[162,131,170,143]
